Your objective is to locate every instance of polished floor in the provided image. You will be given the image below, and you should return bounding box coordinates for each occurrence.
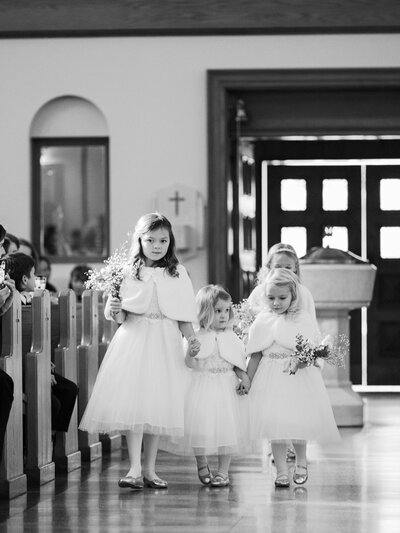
[1,394,400,533]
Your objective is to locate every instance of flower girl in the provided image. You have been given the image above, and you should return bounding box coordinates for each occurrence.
[183,285,250,487]
[246,268,340,488]
[79,213,200,490]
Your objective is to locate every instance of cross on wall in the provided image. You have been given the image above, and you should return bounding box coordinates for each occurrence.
[169,190,185,216]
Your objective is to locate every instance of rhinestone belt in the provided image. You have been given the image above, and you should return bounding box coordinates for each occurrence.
[143,312,165,320]
[266,352,291,360]
[198,367,232,374]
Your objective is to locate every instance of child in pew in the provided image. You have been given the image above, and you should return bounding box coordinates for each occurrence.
[37,255,58,298]
[79,212,200,490]
[0,224,16,460]
[68,264,92,303]
[181,285,250,487]
[4,252,78,443]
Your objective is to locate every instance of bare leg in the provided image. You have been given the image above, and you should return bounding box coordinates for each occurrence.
[125,430,143,478]
[292,440,308,484]
[292,440,307,466]
[195,452,212,485]
[143,433,160,480]
[217,454,232,477]
[271,441,289,486]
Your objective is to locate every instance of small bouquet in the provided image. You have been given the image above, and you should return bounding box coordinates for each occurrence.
[85,242,129,299]
[232,299,255,341]
[285,333,348,375]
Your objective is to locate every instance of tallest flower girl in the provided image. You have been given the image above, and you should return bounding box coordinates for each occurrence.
[79,213,200,490]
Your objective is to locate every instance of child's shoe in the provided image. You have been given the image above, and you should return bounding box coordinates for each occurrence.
[210,472,230,487]
[197,465,212,486]
[293,464,308,485]
[274,473,290,488]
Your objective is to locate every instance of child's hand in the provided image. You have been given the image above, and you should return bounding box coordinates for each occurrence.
[109,297,122,318]
[237,373,251,395]
[188,335,200,357]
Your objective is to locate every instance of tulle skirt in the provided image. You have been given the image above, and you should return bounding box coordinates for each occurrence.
[166,369,249,456]
[79,313,189,437]
[248,355,340,444]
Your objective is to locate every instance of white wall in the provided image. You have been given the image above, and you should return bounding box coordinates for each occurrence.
[1,34,400,291]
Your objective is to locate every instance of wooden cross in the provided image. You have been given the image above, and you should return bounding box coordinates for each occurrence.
[169,190,185,216]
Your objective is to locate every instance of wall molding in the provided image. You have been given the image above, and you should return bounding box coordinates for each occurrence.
[1,0,400,38]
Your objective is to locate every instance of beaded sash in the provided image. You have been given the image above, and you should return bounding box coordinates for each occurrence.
[266,352,291,360]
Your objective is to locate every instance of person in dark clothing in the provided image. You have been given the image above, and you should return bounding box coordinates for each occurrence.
[0,369,14,460]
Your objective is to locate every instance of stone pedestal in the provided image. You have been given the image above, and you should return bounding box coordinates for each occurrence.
[301,252,377,427]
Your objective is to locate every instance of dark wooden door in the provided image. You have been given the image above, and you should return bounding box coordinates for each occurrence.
[366,166,400,385]
[266,163,363,383]
[267,165,362,255]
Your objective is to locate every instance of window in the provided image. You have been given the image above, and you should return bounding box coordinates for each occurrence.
[380,179,400,211]
[281,226,307,257]
[322,179,348,211]
[281,179,307,211]
[32,138,109,262]
[380,227,400,258]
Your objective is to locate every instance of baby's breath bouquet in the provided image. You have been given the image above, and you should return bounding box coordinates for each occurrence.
[285,333,348,375]
[85,242,129,299]
[232,299,255,341]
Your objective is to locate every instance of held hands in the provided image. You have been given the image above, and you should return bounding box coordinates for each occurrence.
[187,335,201,357]
[236,373,251,396]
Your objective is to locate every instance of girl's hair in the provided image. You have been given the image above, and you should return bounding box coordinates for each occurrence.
[130,212,179,279]
[257,243,301,285]
[68,264,92,287]
[196,284,234,330]
[263,268,301,314]
[4,252,35,292]
[0,224,6,242]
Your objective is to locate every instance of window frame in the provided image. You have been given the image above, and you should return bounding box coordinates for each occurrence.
[31,136,110,264]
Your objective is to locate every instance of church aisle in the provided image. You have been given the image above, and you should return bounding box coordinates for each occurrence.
[1,394,400,532]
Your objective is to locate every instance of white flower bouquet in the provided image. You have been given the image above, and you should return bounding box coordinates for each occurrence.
[285,333,348,375]
[85,242,129,299]
[232,299,255,341]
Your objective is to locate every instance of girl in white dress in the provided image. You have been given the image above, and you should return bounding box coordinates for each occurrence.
[246,269,340,488]
[184,285,250,487]
[79,213,200,490]
[247,242,317,462]
[248,242,316,320]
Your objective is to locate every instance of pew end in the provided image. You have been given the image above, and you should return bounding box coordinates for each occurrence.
[0,298,27,499]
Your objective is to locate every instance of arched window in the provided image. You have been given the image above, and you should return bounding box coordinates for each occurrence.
[31,96,109,262]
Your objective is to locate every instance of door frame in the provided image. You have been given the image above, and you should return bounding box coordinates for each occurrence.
[207,68,400,288]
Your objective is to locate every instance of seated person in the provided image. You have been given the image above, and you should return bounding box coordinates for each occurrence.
[4,252,78,442]
[0,369,14,460]
[3,233,20,255]
[0,225,17,315]
[17,238,39,267]
[68,264,92,303]
[3,252,36,304]
[36,255,58,295]
[0,226,15,460]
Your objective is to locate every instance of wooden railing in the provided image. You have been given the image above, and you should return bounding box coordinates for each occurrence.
[0,289,119,499]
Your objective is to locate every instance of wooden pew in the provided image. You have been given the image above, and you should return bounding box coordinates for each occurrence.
[77,290,102,461]
[0,297,27,499]
[23,291,55,485]
[52,290,81,472]
[98,292,121,452]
